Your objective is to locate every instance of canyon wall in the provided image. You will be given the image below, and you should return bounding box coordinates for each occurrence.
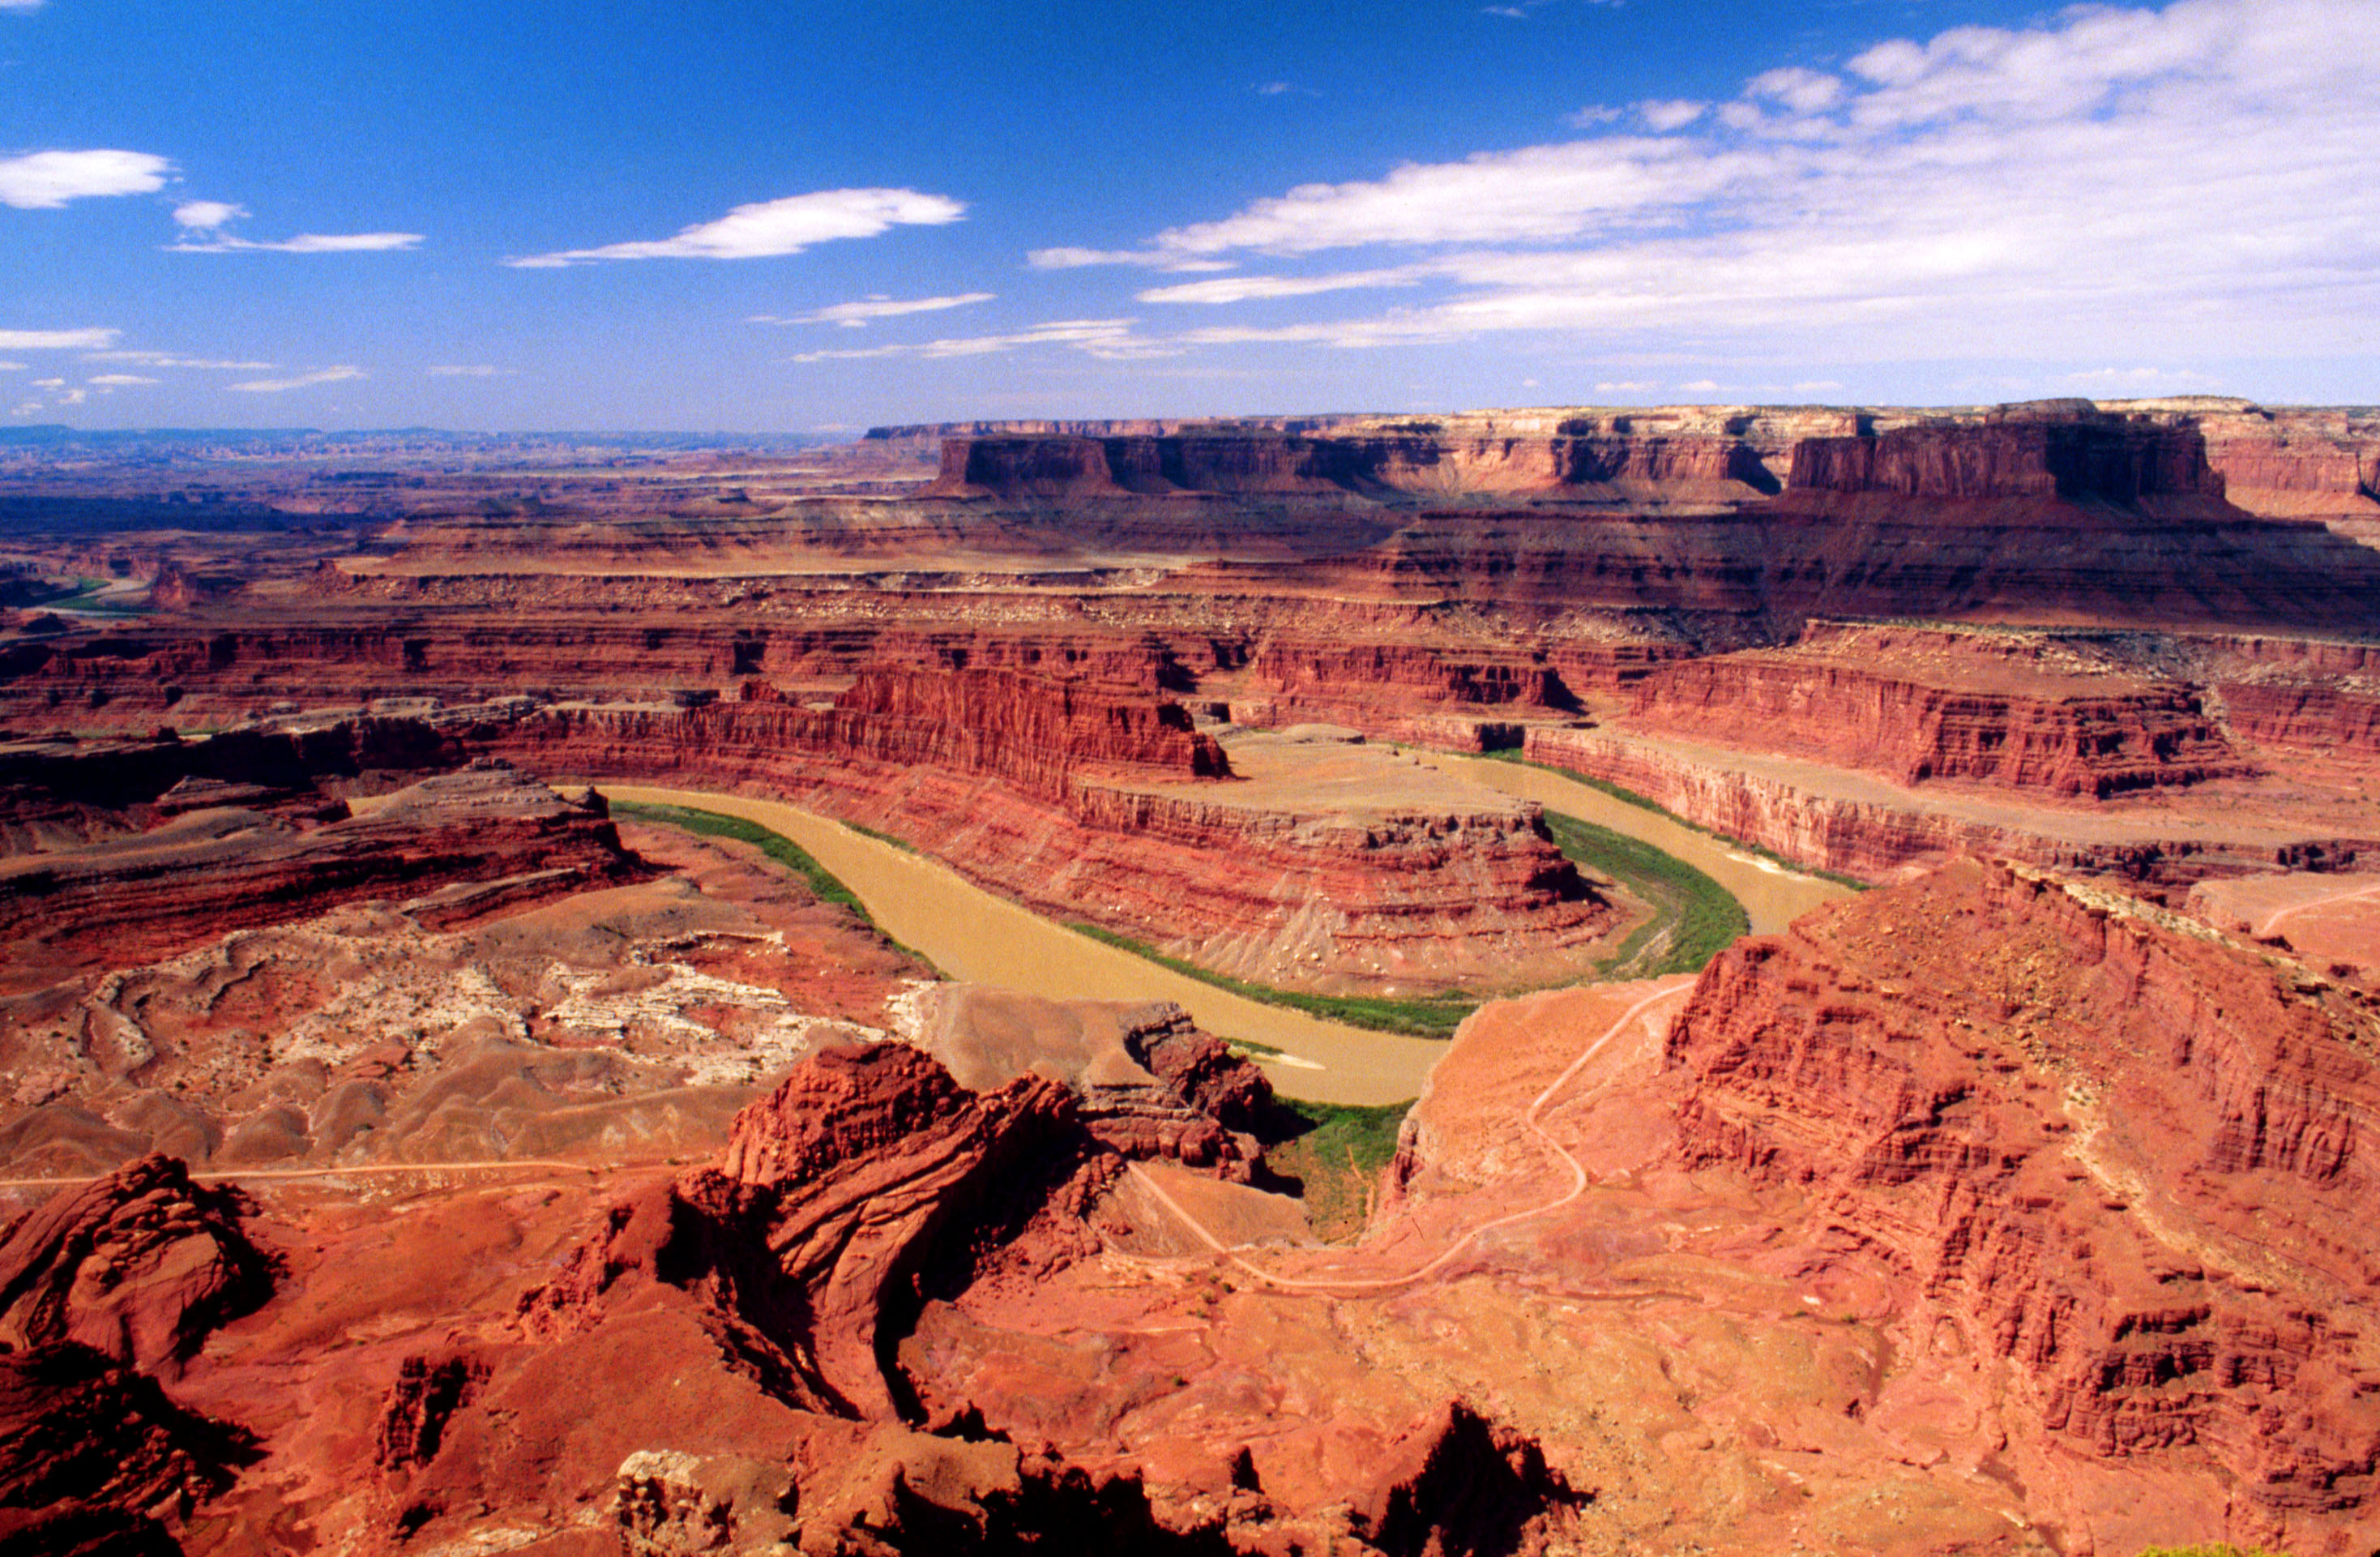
[1787,413,2223,502]
[466,669,1611,995]
[1665,861,2380,1538]
[1521,725,2376,883]
[1620,627,2250,797]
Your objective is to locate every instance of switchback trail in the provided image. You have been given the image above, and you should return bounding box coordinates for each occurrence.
[1125,981,1694,1294]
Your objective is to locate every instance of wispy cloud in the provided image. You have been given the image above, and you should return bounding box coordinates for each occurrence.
[227,366,365,392]
[87,374,157,387]
[83,349,276,370]
[426,364,514,377]
[1632,99,1708,131]
[172,232,421,254]
[1041,0,2380,366]
[1136,268,1424,305]
[0,150,173,209]
[1027,246,1234,273]
[173,200,247,231]
[0,1,46,12]
[0,327,118,350]
[166,195,421,253]
[793,319,1169,364]
[752,292,996,328]
[509,188,963,268]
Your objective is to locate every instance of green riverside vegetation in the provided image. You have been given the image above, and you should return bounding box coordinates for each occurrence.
[1543,811,1750,978]
[611,799,954,978]
[1481,749,1872,891]
[618,793,1759,1042]
[1263,1098,1412,1243]
[1064,922,1477,1037]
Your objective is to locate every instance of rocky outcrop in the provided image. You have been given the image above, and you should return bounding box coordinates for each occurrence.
[1665,861,2380,1528]
[2218,677,2380,757]
[1522,725,2379,883]
[0,1341,252,1552]
[523,1043,1100,1421]
[0,1155,268,1550]
[0,1153,271,1375]
[912,990,1271,1181]
[1788,408,2224,503]
[1622,626,2250,797]
[1352,1401,1590,1557]
[473,678,1610,997]
[921,424,1787,507]
[0,761,644,979]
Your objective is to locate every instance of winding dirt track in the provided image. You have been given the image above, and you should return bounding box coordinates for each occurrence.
[0,1159,606,1191]
[2258,877,2380,939]
[1125,982,1694,1294]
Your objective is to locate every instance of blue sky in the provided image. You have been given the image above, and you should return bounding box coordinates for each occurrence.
[2,0,2374,430]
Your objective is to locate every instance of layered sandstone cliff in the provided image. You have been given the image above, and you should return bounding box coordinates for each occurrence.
[1665,861,2380,1535]
[1522,724,2379,884]
[0,761,643,980]
[472,672,1613,995]
[1621,623,2250,798]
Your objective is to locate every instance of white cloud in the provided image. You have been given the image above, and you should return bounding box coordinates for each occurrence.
[0,150,172,209]
[0,2,45,11]
[1745,67,1843,113]
[0,328,117,350]
[1039,0,2380,367]
[752,292,995,328]
[83,350,276,369]
[1027,246,1235,272]
[226,366,365,392]
[1635,99,1708,132]
[793,319,1169,364]
[172,231,421,254]
[0,361,22,371]
[426,364,514,377]
[163,199,418,254]
[1594,379,1661,392]
[87,374,157,387]
[173,200,248,230]
[31,378,61,387]
[1137,268,1423,305]
[1136,138,1767,257]
[509,188,963,267]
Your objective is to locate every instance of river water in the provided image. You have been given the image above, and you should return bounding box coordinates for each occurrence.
[600,767,1854,1106]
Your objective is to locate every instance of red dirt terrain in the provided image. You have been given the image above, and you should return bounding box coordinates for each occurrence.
[9,861,2362,1553]
[1,396,2377,1554]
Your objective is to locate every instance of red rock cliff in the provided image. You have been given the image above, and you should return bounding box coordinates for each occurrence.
[1788,413,2222,502]
[1665,862,2380,1533]
[1622,626,2250,798]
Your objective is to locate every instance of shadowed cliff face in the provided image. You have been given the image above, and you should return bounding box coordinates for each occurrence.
[1788,414,2222,503]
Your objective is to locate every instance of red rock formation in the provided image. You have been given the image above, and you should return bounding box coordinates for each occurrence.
[0,1154,268,1551]
[0,1153,271,1375]
[2219,678,2380,757]
[0,760,644,981]
[1622,626,2250,797]
[0,1342,250,1553]
[523,1043,1100,1420]
[1353,1401,1588,1557]
[912,990,1272,1181]
[1665,861,2380,1531]
[472,676,1611,997]
[1523,724,2380,884]
[1788,409,2223,502]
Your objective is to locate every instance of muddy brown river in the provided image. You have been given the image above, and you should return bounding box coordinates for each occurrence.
[600,769,1855,1106]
